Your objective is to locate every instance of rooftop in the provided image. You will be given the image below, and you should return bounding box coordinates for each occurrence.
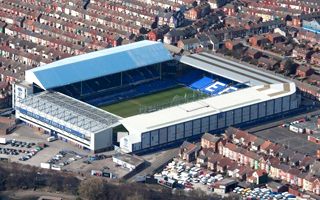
[113,153,145,167]
[179,52,290,86]
[25,40,172,90]
[16,91,121,135]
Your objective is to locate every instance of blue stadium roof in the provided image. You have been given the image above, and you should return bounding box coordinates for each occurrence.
[25,41,173,90]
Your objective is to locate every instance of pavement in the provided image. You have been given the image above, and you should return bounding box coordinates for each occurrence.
[65,157,130,179]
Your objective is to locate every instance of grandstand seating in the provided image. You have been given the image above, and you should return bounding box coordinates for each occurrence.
[122,67,160,85]
[190,77,214,90]
[187,76,238,96]
[55,64,243,108]
[86,79,176,106]
[176,69,203,85]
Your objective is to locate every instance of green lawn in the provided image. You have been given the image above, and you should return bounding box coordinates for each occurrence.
[100,86,206,117]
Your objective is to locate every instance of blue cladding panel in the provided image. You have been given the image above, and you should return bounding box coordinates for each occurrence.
[17,107,87,140]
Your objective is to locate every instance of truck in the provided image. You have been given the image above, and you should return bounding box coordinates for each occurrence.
[47,136,57,142]
[0,138,6,145]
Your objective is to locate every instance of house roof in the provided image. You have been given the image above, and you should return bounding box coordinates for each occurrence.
[278,164,290,172]
[208,153,224,163]
[180,37,200,45]
[297,65,312,72]
[290,152,305,163]
[267,143,282,153]
[308,74,320,82]
[253,137,265,146]
[260,140,272,150]
[287,168,301,176]
[255,169,267,176]
[181,141,200,154]
[202,132,221,143]
[225,127,238,138]
[25,41,172,89]
[258,57,279,66]
[267,181,286,190]
[218,157,234,167]
[225,142,237,151]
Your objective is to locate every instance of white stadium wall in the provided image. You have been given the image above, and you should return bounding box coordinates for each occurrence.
[92,128,113,151]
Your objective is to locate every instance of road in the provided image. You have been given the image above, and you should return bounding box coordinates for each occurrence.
[242,42,304,65]
[242,42,284,60]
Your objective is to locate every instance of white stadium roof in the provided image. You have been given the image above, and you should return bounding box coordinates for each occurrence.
[179,52,290,86]
[25,40,172,90]
[16,91,121,135]
[121,82,295,143]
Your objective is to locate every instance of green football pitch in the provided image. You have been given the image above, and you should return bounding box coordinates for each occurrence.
[100,86,206,117]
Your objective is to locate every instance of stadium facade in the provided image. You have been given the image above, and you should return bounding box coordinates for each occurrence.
[13,41,300,153]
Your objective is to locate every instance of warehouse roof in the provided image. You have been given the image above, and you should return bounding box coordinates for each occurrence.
[16,91,121,135]
[179,52,290,86]
[121,82,296,143]
[25,41,172,90]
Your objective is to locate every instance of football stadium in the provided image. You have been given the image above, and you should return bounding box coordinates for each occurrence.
[12,40,301,153]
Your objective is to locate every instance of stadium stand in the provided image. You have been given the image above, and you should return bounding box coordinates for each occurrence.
[188,76,238,96]
[176,69,203,85]
[85,79,177,107]
[190,77,214,90]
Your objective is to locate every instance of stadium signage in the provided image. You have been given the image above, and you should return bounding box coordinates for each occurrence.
[17,107,87,140]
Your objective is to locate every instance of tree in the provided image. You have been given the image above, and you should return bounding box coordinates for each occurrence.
[63,176,80,194]
[192,1,198,7]
[282,58,296,75]
[78,178,106,200]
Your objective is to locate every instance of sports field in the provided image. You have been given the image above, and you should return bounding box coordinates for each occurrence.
[100,86,206,117]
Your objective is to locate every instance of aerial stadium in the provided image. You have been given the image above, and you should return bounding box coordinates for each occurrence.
[12,40,300,153]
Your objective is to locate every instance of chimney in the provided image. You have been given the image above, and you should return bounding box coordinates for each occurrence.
[317,117,320,129]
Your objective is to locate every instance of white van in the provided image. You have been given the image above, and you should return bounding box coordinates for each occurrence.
[47,136,57,142]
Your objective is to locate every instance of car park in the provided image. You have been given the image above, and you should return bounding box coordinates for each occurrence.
[235,186,297,200]
[155,159,223,193]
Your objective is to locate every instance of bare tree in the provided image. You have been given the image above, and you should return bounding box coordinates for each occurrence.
[78,178,106,200]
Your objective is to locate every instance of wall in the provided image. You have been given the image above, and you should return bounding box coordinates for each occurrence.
[92,128,113,152]
[12,83,33,108]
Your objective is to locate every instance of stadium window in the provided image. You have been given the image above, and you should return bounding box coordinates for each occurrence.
[218,113,224,119]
